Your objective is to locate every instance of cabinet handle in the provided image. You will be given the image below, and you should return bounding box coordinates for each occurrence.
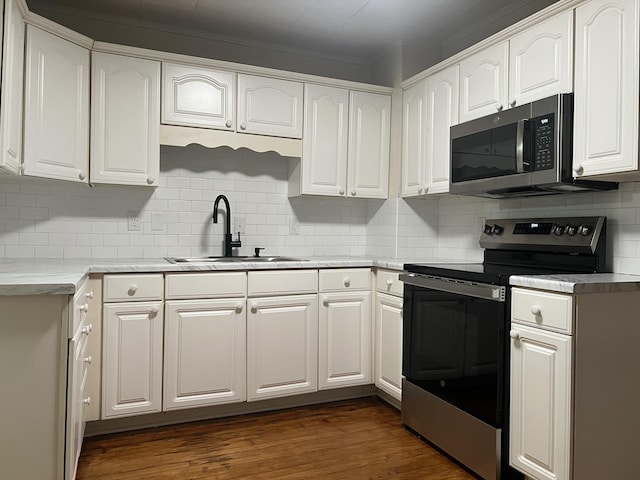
[85,291,94,300]
[83,397,91,406]
[150,306,160,316]
[128,284,138,295]
[350,190,356,196]
[509,330,520,340]
[344,277,351,287]
[418,187,423,194]
[496,103,503,112]
[80,303,89,313]
[530,305,542,316]
[573,164,584,176]
[251,304,258,313]
[386,279,393,287]
[323,298,329,307]
[235,303,243,313]
[83,355,92,365]
[240,122,247,130]
[78,171,87,181]
[147,176,156,184]
[509,99,517,108]
[339,188,345,195]
[225,120,232,128]
[81,324,93,335]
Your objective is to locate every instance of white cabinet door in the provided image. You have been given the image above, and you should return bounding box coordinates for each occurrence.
[91,52,160,186]
[401,79,427,197]
[164,299,246,410]
[23,26,89,183]
[237,74,303,139]
[573,0,639,177]
[425,64,459,195]
[510,323,572,480]
[459,41,509,123]
[375,292,403,401]
[300,83,349,196]
[247,294,318,401]
[318,291,371,389]
[102,301,163,418]
[162,62,235,131]
[509,10,573,108]
[347,91,391,199]
[0,0,24,175]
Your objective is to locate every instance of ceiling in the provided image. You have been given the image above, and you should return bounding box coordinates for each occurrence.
[28,0,559,65]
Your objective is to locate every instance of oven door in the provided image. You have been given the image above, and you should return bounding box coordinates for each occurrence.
[401,273,506,428]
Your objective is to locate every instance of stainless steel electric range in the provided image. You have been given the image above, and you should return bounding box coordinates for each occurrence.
[399,216,607,480]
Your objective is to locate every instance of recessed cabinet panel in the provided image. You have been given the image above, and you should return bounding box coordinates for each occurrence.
[401,80,427,197]
[23,26,89,183]
[375,292,403,401]
[0,0,25,175]
[237,74,303,139]
[162,63,235,130]
[91,52,160,186]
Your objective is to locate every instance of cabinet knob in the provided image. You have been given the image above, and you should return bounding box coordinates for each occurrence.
[147,176,156,185]
[386,279,393,287]
[496,103,503,112]
[350,190,356,196]
[83,355,92,365]
[85,291,94,300]
[510,330,520,340]
[418,187,424,194]
[509,99,517,108]
[150,306,160,316]
[530,304,542,316]
[78,171,87,181]
[339,189,345,195]
[235,303,243,313]
[573,164,584,176]
[240,122,247,130]
[225,120,232,128]
[80,303,89,313]
[81,324,93,335]
[128,284,138,295]
[344,277,351,287]
[251,304,258,313]
[323,298,329,307]
[83,397,91,406]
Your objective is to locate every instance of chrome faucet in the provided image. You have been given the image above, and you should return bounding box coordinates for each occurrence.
[213,194,241,257]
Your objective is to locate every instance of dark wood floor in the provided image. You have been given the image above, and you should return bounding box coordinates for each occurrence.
[77,397,476,479]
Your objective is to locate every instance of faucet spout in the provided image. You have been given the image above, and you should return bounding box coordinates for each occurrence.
[213,194,241,257]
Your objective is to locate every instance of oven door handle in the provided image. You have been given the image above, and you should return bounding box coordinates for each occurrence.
[399,273,506,302]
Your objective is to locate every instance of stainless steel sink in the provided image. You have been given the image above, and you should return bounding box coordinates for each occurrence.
[165,256,306,264]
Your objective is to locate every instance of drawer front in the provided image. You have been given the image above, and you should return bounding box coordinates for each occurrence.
[165,272,247,300]
[103,274,164,302]
[319,268,371,292]
[511,287,573,334]
[248,270,317,296]
[376,269,403,297]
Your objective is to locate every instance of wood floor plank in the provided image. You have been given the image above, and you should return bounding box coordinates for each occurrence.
[77,397,476,479]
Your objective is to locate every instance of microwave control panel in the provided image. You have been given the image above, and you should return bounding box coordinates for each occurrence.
[533,114,554,171]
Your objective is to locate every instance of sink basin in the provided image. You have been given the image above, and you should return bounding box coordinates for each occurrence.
[166,256,307,264]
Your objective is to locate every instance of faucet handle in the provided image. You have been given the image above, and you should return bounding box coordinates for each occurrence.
[254,247,265,257]
[230,232,242,248]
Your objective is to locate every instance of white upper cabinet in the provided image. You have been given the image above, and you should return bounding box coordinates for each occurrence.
[162,62,235,131]
[509,10,573,107]
[0,0,25,175]
[300,83,349,196]
[459,42,509,123]
[237,74,303,139]
[401,79,427,197]
[573,0,639,178]
[90,52,160,186]
[23,26,89,183]
[347,91,391,199]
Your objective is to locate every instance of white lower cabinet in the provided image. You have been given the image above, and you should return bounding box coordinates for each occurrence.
[374,292,403,401]
[164,299,246,409]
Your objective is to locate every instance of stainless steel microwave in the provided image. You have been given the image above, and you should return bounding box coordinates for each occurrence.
[449,93,617,198]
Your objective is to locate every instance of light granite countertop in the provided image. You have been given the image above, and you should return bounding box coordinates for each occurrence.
[510,273,640,294]
[0,256,416,296]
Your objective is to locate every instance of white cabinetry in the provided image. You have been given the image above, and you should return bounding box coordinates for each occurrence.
[164,272,247,410]
[374,270,403,402]
[162,62,235,131]
[246,270,318,401]
[510,285,640,479]
[318,268,372,389]
[237,74,303,139]
[102,274,164,418]
[573,0,639,179]
[401,79,427,197]
[0,0,24,175]
[23,26,89,183]
[91,52,160,186]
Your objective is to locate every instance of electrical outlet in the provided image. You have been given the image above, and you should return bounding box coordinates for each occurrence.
[289,217,299,235]
[127,211,142,231]
[234,216,246,234]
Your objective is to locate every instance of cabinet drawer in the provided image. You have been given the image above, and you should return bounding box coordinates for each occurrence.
[165,272,246,299]
[248,270,317,296]
[319,268,370,292]
[376,269,403,297]
[103,274,164,302]
[70,277,90,337]
[511,287,573,334]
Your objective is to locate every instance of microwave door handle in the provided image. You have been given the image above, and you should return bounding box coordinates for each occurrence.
[516,119,527,173]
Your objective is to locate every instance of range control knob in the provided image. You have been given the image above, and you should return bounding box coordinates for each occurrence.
[492,224,504,235]
[566,224,578,236]
[484,224,494,235]
[579,225,593,236]
[553,224,565,236]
